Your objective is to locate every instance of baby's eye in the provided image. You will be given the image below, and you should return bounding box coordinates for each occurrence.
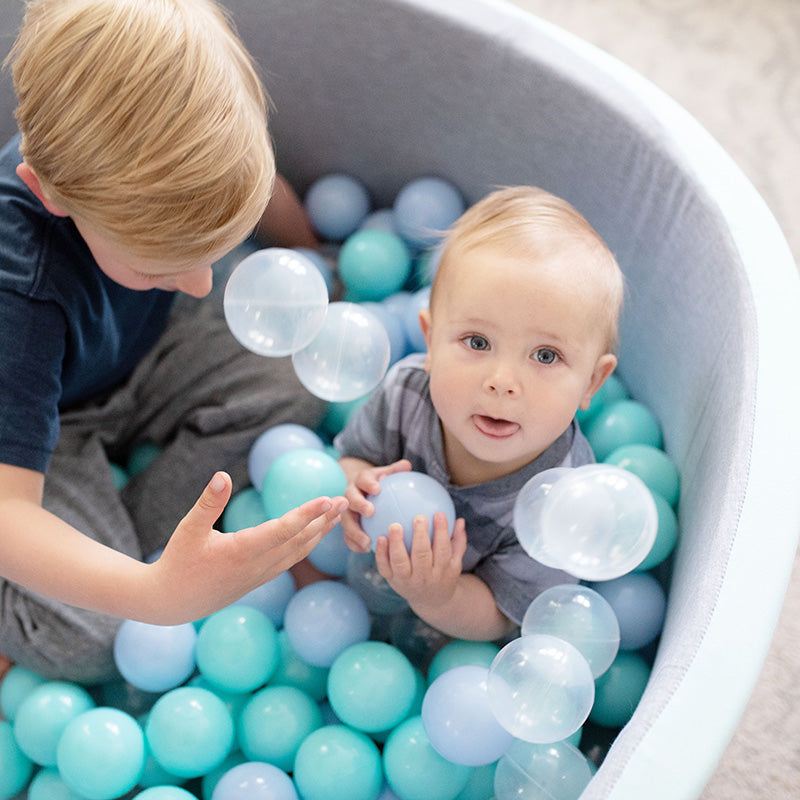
[464,335,490,351]
[534,348,559,365]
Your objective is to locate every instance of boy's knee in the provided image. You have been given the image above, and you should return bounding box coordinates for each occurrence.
[0,590,121,685]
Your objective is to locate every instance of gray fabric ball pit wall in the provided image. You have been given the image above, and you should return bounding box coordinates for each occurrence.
[2,1,799,798]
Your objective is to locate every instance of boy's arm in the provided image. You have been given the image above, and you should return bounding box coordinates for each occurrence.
[0,463,346,625]
[255,174,318,249]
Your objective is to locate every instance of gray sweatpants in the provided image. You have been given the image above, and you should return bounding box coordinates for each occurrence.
[0,294,324,684]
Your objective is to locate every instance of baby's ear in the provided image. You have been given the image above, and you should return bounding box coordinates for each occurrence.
[580,353,617,410]
[418,308,433,371]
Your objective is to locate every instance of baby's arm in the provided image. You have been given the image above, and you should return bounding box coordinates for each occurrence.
[0,463,346,625]
[376,514,516,641]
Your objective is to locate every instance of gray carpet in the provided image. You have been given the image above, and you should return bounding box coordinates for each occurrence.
[504,1,800,797]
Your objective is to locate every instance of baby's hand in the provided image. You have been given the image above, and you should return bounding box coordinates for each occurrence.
[375,512,467,611]
[340,458,412,552]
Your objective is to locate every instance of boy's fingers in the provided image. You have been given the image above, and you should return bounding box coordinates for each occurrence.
[180,472,232,535]
[271,496,347,544]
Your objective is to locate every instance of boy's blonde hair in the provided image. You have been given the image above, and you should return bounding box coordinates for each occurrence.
[432,186,625,352]
[6,0,274,265]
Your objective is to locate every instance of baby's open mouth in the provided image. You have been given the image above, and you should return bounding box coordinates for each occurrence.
[473,414,520,438]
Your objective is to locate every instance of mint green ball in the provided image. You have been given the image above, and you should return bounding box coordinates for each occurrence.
[383,716,472,800]
[589,651,651,728]
[294,724,383,800]
[196,605,279,693]
[604,443,680,507]
[585,400,662,461]
[427,640,500,684]
[327,641,416,732]
[339,229,412,301]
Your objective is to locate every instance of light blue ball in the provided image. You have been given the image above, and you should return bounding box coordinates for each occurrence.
[359,302,410,366]
[521,584,620,678]
[56,707,145,799]
[589,572,666,651]
[382,716,472,800]
[308,521,351,577]
[493,739,592,800]
[145,687,234,778]
[293,725,383,800]
[237,570,297,627]
[283,581,371,668]
[261,448,347,520]
[421,665,514,766]
[0,720,33,798]
[223,248,329,356]
[212,762,299,800]
[114,619,197,693]
[196,606,279,693]
[401,287,430,353]
[306,173,371,241]
[359,208,397,234]
[13,681,95,766]
[604,442,681,508]
[292,302,391,402]
[294,247,335,295]
[328,642,417,733]
[238,685,323,771]
[362,471,455,551]
[486,634,595,744]
[392,177,465,249]
[585,400,663,461]
[248,423,326,492]
[339,229,412,301]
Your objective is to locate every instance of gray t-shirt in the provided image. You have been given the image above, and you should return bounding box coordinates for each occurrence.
[334,353,595,624]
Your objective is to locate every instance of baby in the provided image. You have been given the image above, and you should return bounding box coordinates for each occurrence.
[335,186,624,640]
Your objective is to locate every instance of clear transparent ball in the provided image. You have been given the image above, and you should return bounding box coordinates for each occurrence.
[487,634,594,744]
[291,302,391,402]
[514,464,658,581]
[521,584,620,678]
[223,248,329,356]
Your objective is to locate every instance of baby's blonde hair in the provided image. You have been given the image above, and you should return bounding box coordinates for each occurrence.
[432,186,625,352]
[6,0,274,265]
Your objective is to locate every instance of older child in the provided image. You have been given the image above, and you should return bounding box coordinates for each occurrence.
[0,0,345,683]
[336,186,623,641]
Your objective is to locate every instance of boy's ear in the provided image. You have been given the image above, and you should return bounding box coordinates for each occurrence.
[418,308,433,371]
[579,353,617,410]
[16,161,70,217]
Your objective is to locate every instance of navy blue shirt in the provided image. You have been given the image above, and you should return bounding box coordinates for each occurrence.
[0,136,174,473]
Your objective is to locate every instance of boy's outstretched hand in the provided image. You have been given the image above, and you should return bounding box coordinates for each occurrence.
[147,471,347,624]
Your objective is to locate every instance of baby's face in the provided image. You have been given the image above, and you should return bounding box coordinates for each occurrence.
[420,244,616,486]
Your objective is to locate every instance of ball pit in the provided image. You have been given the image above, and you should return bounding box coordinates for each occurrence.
[2,0,799,795]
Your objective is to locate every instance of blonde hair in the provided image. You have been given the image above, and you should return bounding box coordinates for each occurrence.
[6,0,275,265]
[432,186,625,352]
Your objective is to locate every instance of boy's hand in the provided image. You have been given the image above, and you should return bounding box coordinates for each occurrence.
[150,471,347,623]
[340,458,412,553]
[374,512,467,612]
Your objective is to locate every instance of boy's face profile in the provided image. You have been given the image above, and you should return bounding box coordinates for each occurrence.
[17,160,217,298]
[419,243,617,486]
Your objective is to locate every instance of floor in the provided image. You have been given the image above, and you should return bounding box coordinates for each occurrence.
[503,1,800,797]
